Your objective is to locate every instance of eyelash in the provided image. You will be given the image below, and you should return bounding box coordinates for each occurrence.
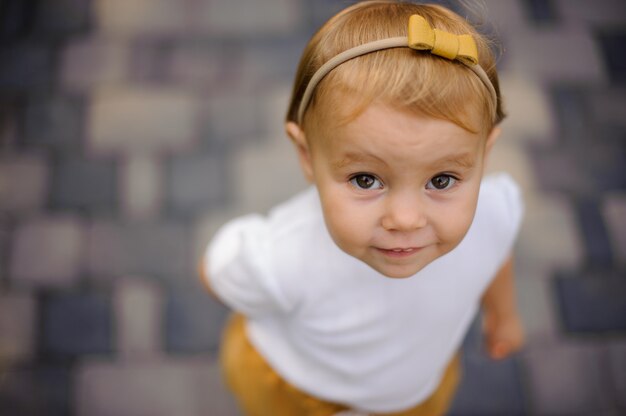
[348,173,460,191]
[349,173,384,190]
[426,174,459,191]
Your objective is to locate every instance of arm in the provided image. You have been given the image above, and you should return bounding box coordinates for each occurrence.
[480,254,525,360]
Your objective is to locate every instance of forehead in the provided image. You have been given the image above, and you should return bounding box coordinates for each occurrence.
[311,102,484,166]
[304,78,488,141]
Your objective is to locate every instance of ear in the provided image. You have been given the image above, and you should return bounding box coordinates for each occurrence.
[484,126,502,160]
[285,121,314,182]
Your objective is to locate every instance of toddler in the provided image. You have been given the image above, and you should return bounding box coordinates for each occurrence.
[200,1,525,415]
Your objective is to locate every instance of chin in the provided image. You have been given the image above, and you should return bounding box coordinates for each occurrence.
[370,263,424,279]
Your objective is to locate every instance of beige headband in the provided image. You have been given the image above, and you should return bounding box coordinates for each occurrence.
[297,15,498,124]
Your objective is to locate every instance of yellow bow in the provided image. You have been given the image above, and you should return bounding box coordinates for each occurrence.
[408,15,478,65]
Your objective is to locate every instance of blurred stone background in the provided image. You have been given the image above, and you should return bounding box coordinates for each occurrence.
[0,0,625,415]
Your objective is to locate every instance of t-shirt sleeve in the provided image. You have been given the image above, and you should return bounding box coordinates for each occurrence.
[201,214,292,317]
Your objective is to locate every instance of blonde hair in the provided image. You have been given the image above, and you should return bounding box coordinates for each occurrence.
[286,1,505,135]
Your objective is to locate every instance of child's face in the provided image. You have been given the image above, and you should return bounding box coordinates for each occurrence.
[288,102,498,278]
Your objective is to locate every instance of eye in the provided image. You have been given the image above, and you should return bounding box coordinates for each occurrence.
[427,174,457,190]
[349,174,383,190]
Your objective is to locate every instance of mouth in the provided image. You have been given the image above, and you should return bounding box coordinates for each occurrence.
[375,247,423,258]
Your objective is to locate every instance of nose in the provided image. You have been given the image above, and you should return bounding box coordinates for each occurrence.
[381,190,428,231]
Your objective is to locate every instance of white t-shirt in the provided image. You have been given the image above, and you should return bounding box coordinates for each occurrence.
[203,173,523,413]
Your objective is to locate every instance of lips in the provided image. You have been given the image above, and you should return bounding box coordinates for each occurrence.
[375,247,422,258]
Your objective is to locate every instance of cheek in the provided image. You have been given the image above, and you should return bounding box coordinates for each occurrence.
[320,192,375,248]
[436,191,480,243]
[448,208,475,240]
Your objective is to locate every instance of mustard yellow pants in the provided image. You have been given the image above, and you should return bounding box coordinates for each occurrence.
[220,314,461,416]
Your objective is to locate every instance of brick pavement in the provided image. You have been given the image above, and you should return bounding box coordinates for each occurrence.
[0,0,625,415]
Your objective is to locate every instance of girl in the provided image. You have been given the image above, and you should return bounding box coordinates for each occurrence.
[201,2,525,414]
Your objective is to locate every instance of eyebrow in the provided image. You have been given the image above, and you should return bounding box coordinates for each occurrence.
[432,152,476,170]
[331,152,387,170]
[332,151,476,171]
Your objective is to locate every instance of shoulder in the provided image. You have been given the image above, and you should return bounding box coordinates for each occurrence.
[201,187,321,315]
[477,173,524,227]
[267,186,323,239]
[208,186,320,275]
[467,173,524,257]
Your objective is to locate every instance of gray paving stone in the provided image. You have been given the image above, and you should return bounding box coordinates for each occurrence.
[449,352,527,415]
[515,194,584,277]
[190,0,302,36]
[42,292,112,356]
[574,198,614,267]
[240,38,305,89]
[449,313,529,416]
[76,359,193,416]
[507,26,606,83]
[0,216,8,278]
[261,84,294,140]
[485,142,535,193]
[168,43,228,91]
[32,0,91,37]
[603,193,626,267]
[166,152,230,217]
[554,272,626,333]
[0,44,53,91]
[234,131,308,215]
[10,216,84,287]
[0,0,34,39]
[598,30,626,85]
[0,99,18,146]
[60,38,129,91]
[531,149,594,195]
[606,340,626,410]
[87,220,191,280]
[21,94,84,151]
[194,358,241,416]
[88,87,197,156]
[0,154,48,213]
[304,0,350,32]
[94,0,188,36]
[530,141,626,196]
[589,87,626,129]
[75,357,239,416]
[584,143,626,197]
[557,0,626,25]
[481,0,528,35]
[115,277,164,357]
[516,270,560,342]
[203,92,262,143]
[523,342,614,415]
[120,154,163,220]
[50,155,117,214]
[549,85,591,144]
[0,292,36,362]
[165,288,229,352]
[0,364,71,416]
[128,39,176,84]
[520,0,559,25]
[498,73,556,145]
